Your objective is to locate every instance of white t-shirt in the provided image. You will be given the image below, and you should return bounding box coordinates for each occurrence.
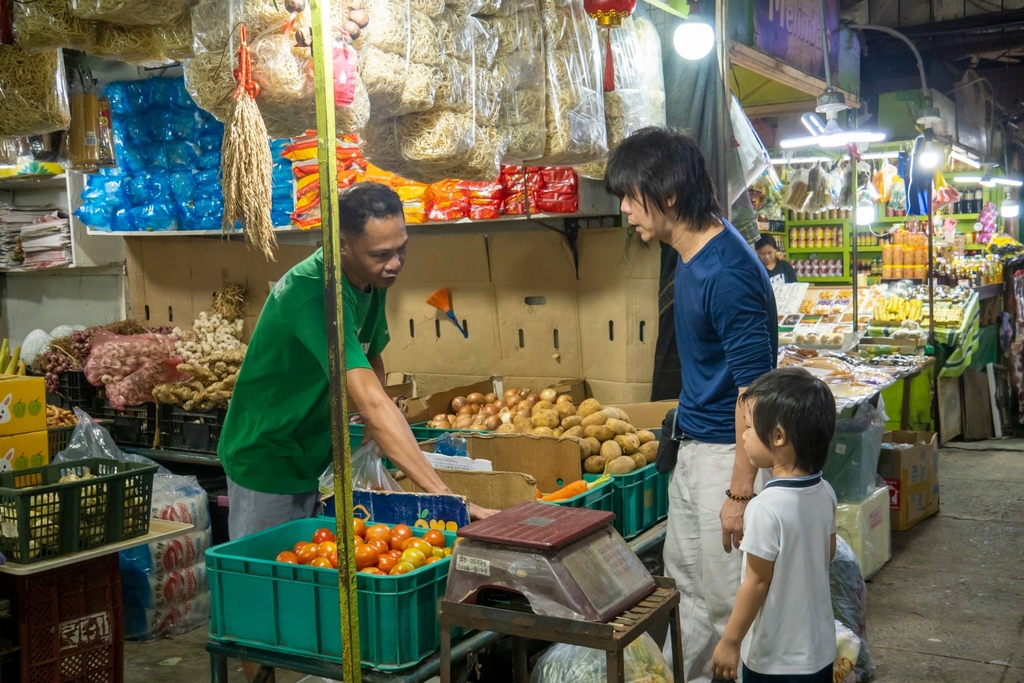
[739,473,838,675]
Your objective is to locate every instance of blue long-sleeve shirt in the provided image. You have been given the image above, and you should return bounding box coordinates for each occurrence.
[674,220,778,443]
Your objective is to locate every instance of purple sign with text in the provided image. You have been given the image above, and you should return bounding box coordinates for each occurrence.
[754,0,840,79]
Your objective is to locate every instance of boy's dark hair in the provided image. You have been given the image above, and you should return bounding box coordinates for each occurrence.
[742,368,836,473]
[605,127,723,230]
[338,182,403,235]
[754,234,778,251]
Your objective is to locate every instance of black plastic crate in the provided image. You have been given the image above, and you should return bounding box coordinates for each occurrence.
[90,400,158,450]
[162,405,226,454]
[52,371,99,412]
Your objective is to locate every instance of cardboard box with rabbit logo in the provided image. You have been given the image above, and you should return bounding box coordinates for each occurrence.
[0,377,48,471]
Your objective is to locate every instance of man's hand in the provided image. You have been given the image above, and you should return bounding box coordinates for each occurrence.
[712,637,740,681]
[720,497,748,553]
[469,503,497,521]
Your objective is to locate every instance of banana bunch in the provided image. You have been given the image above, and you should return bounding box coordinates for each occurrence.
[0,340,25,376]
[933,303,965,327]
[873,296,923,324]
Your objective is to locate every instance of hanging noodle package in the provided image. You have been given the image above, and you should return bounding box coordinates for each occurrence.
[91,23,170,65]
[0,46,72,138]
[538,0,606,165]
[154,13,195,61]
[362,0,443,118]
[12,0,97,52]
[634,15,665,126]
[70,0,190,27]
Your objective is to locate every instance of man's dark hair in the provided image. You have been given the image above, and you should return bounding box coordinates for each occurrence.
[754,234,778,251]
[605,127,723,230]
[337,182,404,235]
[742,368,836,473]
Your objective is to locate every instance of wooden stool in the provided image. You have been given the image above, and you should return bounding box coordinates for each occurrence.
[439,576,683,683]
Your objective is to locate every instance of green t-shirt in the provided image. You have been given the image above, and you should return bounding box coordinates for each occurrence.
[218,248,389,494]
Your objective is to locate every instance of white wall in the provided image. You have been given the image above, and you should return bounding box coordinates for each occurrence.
[0,269,126,345]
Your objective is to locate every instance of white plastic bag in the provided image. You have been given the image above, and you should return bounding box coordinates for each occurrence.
[831,536,876,680]
[834,620,861,683]
[531,633,673,683]
[319,439,403,496]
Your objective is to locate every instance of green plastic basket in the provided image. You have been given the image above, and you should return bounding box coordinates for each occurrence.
[0,458,157,564]
[208,518,458,671]
[585,463,669,540]
[541,477,615,513]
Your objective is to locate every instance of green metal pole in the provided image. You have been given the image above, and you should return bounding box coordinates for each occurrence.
[308,1,361,680]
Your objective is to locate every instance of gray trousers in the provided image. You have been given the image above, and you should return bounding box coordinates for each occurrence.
[226,478,319,540]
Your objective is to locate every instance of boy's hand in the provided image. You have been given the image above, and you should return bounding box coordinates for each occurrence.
[712,638,740,681]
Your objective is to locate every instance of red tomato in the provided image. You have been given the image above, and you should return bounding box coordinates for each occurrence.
[365,524,392,544]
[401,538,433,556]
[425,556,444,565]
[295,543,319,565]
[328,551,338,569]
[312,528,336,544]
[293,541,308,554]
[368,539,390,557]
[389,561,416,576]
[390,525,413,551]
[308,557,333,568]
[423,530,446,548]
[317,541,338,558]
[355,544,380,570]
[275,551,299,564]
[400,548,427,569]
[354,519,366,539]
[360,567,384,575]
[377,554,398,574]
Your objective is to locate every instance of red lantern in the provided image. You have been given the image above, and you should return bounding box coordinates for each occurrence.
[583,0,636,92]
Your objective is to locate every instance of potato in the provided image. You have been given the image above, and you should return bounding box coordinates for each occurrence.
[630,453,647,470]
[531,400,555,416]
[581,410,612,428]
[639,440,659,464]
[607,455,636,475]
[532,409,561,429]
[637,430,656,445]
[578,438,593,459]
[563,425,584,439]
[600,440,623,460]
[606,418,630,436]
[614,434,640,455]
[496,423,519,434]
[513,414,532,432]
[610,408,631,424]
[561,415,583,430]
[555,402,577,419]
[577,398,602,418]
[584,425,616,442]
[584,455,606,474]
[553,428,564,437]
[582,437,601,457]
[531,427,554,437]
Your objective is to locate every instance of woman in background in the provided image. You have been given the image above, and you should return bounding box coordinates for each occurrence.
[755,234,797,284]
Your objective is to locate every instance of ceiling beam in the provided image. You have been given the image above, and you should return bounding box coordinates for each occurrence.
[728,42,861,108]
[743,101,817,118]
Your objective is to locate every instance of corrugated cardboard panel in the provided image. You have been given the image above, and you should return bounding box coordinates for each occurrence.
[489,231,576,283]
[404,374,494,397]
[495,285,582,379]
[397,470,538,510]
[577,228,660,281]
[398,234,491,283]
[605,401,675,429]
[586,380,654,405]
[578,278,658,383]
[382,282,500,376]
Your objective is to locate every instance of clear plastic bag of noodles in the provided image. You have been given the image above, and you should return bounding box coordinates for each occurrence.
[154,12,194,61]
[439,11,497,70]
[361,45,440,118]
[485,3,545,161]
[410,0,444,19]
[250,29,317,138]
[634,16,665,126]
[0,46,72,137]
[12,0,97,52]
[537,0,605,165]
[91,23,170,65]
[70,0,189,27]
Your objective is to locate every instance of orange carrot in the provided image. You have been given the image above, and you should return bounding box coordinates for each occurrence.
[540,472,610,502]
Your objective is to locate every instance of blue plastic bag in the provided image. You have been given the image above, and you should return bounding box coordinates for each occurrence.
[193,168,219,186]
[148,110,176,142]
[165,141,198,171]
[170,171,195,203]
[113,208,134,232]
[172,78,196,110]
[81,176,129,210]
[195,113,224,135]
[149,172,174,201]
[74,204,114,230]
[271,209,292,227]
[145,144,168,169]
[119,148,148,175]
[272,165,292,185]
[125,81,149,111]
[171,109,198,141]
[129,203,178,231]
[197,133,222,153]
[126,115,151,146]
[198,151,221,170]
[194,184,222,203]
[105,82,135,114]
[146,78,177,109]
[125,173,152,205]
[272,183,292,200]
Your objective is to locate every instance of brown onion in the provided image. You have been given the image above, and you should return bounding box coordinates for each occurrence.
[481,403,499,416]
[519,388,531,397]
[457,405,474,417]
[540,388,557,402]
[434,419,452,429]
[454,416,475,429]
[484,393,498,404]
[447,414,457,424]
[451,396,468,411]
[467,392,485,405]
[504,388,520,399]
[469,423,489,431]
[505,395,522,409]
[469,404,480,414]
[555,394,573,405]
[484,415,503,430]
[432,414,448,422]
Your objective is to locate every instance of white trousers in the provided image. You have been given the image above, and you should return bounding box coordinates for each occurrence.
[662,440,747,683]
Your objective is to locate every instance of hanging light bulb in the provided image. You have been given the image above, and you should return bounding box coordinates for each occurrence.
[917,129,942,170]
[674,20,715,61]
[1001,189,1019,218]
[856,196,875,226]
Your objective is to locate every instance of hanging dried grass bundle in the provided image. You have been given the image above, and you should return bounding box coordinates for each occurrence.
[221,25,275,260]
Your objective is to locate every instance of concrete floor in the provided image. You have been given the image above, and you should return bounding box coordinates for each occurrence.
[123,445,1024,683]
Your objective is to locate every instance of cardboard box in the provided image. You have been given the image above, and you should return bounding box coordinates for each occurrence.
[0,430,49,470]
[397,470,538,511]
[0,377,47,437]
[878,431,940,531]
[836,484,891,580]
[587,380,655,405]
[578,279,658,384]
[402,379,497,425]
[606,401,675,430]
[421,432,582,495]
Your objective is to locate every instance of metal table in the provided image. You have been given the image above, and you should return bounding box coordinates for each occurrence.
[205,521,669,683]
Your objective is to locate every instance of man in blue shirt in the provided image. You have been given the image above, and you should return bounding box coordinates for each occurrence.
[606,128,777,683]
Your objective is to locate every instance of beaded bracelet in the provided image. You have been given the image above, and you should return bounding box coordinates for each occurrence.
[725,489,755,502]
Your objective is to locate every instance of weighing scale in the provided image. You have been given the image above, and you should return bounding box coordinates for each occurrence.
[446,502,656,622]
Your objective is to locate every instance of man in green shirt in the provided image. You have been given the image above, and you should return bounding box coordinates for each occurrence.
[219,182,493,539]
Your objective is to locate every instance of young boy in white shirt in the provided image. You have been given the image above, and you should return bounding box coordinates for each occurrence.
[712,367,838,682]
